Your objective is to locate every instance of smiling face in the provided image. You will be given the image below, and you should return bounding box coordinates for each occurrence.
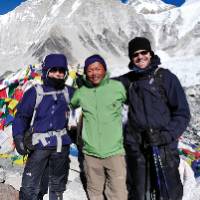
[86,62,106,86]
[132,49,152,69]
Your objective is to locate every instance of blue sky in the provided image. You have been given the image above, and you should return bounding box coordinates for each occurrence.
[0,0,26,15]
[162,0,185,6]
[121,0,185,6]
[0,0,186,15]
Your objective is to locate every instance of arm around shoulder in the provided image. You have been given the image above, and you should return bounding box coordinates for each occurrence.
[118,81,127,103]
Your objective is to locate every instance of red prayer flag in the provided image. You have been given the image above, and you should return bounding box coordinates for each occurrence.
[0,89,7,99]
[13,88,24,101]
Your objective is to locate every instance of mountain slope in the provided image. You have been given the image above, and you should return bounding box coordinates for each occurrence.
[0,0,154,70]
[0,0,200,86]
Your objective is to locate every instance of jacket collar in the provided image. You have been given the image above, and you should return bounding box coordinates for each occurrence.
[83,73,110,88]
[129,55,161,76]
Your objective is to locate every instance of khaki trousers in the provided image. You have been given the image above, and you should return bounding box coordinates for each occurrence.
[84,154,128,200]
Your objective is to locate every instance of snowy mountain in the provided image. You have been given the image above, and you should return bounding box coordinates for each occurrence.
[0,0,200,86]
[144,0,200,56]
[128,0,174,13]
[0,0,147,70]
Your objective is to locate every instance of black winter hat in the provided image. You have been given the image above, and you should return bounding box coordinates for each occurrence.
[84,54,107,73]
[128,37,153,59]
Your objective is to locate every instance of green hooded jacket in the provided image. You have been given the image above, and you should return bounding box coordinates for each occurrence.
[70,74,126,158]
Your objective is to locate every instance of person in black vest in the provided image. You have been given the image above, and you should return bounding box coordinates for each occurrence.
[117,37,190,200]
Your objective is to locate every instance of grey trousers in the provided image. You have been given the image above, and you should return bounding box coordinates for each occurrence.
[84,154,128,200]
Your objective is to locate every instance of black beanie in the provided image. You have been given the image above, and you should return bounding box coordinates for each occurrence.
[128,37,153,59]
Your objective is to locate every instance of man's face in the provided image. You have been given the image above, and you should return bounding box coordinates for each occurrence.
[86,62,106,86]
[132,50,152,69]
[48,67,66,79]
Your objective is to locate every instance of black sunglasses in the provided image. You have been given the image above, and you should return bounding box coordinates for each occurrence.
[49,67,66,74]
[132,50,149,58]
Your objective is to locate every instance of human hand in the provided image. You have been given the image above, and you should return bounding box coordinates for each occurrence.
[145,129,169,146]
[14,136,30,155]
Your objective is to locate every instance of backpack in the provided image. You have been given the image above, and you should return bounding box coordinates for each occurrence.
[24,84,70,150]
[153,67,167,103]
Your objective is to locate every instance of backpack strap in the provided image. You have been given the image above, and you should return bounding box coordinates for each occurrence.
[153,67,167,103]
[30,85,70,127]
[30,84,44,127]
[34,84,44,108]
[62,86,70,105]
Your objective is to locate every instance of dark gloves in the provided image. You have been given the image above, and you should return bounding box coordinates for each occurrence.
[145,129,171,147]
[14,135,30,155]
[76,74,84,88]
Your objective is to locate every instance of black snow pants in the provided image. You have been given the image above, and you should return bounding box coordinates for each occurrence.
[126,144,183,200]
[19,146,70,200]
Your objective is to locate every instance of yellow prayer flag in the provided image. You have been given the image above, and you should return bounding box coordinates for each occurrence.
[8,99,19,110]
[4,98,12,103]
[69,70,77,79]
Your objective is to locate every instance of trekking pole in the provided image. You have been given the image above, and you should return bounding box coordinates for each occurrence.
[153,146,171,200]
[152,146,163,200]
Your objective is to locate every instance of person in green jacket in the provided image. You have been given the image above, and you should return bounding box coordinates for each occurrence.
[70,54,128,200]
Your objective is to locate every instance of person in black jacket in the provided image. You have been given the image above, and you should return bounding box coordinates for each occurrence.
[117,37,190,200]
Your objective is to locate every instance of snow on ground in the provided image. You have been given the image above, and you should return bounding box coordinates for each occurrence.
[2,154,200,200]
[1,155,88,199]
[45,170,87,200]
[5,169,87,200]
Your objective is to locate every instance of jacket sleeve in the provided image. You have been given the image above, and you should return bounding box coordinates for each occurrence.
[112,73,131,92]
[119,81,127,103]
[12,87,36,138]
[70,89,81,109]
[161,70,190,142]
[112,73,132,105]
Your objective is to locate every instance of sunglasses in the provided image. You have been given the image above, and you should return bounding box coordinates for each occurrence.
[49,67,66,74]
[132,50,149,58]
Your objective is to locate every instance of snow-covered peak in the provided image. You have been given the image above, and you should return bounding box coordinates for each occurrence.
[142,0,200,59]
[128,0,174,14]
[184,0,199,6]
[0,0,200,87]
